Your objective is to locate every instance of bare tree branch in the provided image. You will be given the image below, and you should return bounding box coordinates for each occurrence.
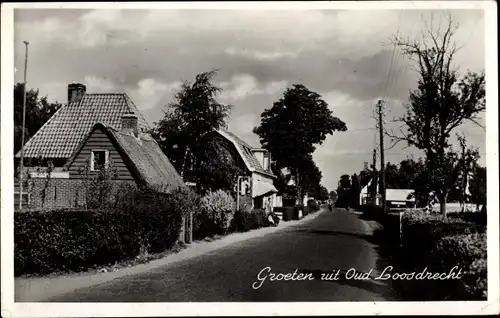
[469,118,486,131]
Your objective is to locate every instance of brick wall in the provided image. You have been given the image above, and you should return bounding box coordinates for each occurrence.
[22,178,136,211]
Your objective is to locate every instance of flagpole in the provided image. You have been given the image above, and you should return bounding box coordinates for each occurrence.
[18,41,29,210]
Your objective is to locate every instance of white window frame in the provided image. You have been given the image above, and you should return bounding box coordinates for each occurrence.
[90,149,109,172]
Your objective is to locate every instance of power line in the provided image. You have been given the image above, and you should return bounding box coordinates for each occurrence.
[344,127,377,132]
[382,10,404,105]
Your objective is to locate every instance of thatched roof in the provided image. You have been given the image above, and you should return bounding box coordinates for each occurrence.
[65,123,185,193]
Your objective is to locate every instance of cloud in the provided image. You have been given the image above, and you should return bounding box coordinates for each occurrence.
[228,113,259,140]
[83,75,117,92]
[129,78,182,110]
[13,8,486,191]
[218,74,287,101]
[224,47,299,61]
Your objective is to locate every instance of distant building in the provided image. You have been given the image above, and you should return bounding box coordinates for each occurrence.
[385,189,416,211]
[214,129,278,212]
[360,179,379,206]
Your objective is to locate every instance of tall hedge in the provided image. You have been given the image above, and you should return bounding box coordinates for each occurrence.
[15,187,185,276]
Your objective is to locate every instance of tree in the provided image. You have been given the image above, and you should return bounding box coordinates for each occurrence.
[338,174,351,190]
[14,83,63,154]
[152,70,242,194]
[316,185,329,201]
[254,84,347,204]
[398,158,424,189]
[384,162,400,189]
[349,173,361,208]
[388,16,485,215]
[468,165,486,211]
[336,174,351,208]
[297,155,323,198]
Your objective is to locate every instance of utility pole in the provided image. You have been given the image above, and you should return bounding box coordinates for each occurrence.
[18,41,29,210]
[377,100,386,211]
[371,148,377,205]
[460,138,467,213]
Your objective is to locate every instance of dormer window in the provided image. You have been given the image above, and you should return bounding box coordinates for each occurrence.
[91,149,109,171]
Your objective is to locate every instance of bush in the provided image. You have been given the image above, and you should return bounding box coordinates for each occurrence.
[232,209,269,232]
[200,190,235,232]
[307,199,319,212]
[193,190,235,240]
[400,211,485,264]
[402,211,485,244]
[425,233,487,300]
[446,211,487,225]
[15,186,186,276]
[390,210,488,300]
[359,204,385,221]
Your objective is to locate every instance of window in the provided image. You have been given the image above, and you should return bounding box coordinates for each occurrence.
[253,197,263,209]
[90,150,109,171]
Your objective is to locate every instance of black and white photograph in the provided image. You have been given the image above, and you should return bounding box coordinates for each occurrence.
[1,1,498,317]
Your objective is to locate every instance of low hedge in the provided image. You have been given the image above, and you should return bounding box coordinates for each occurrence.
[406,233,487,300]
[359,204,386,221]
[391,210,487,300]
[446,211,487,225]
[15,187,185,276]
[231,209,269,232]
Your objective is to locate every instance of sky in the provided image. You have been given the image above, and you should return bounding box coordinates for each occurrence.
[13,8,486,191]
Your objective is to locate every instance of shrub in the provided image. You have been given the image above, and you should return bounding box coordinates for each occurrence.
[307,199,319,212]
[15,209,134,275]
[168,187,200,218]
[400,211,485,264]
[193,190,234,239]
[359,204,385,221]
[232,209,269,232]
[425,233,487,300]
[389,210,488,300]
[402,211,485,245]
[251,209,269,228]
[14,186,185,276]
[446,211,487,225]
[200,190,235,231]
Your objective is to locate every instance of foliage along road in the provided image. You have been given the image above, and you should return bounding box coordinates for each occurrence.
[47,207,400,302]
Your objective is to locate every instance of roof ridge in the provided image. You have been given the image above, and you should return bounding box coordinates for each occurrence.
[19,91,152,160]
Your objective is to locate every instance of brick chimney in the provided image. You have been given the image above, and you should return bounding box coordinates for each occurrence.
[68,83,86,104]
[121,112,139,137]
